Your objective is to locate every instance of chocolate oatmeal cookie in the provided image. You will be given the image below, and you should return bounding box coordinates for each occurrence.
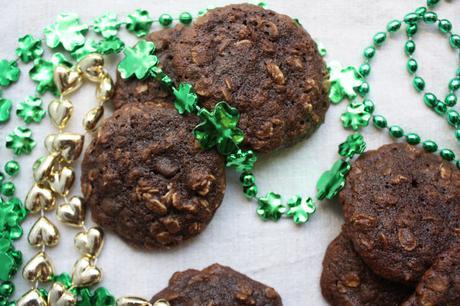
[340,143,460,285]
[81,102,226,249]
[151,263,283,305]
[321,232,411,306]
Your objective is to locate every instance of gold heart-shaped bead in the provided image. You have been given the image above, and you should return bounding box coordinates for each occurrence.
[54,65,83,96]
[52,133,85,162]
[17,289,48,306]
[48,98,73,129]
[45,134,57,153]
[96,75,114,103]
[25,183,56,213]
[28,216,60,248]
[83,106,104,132]
[74,226,104,258]
[77,54,104,82]
[116,297,153,306]
[49,166,75,196]
[48,282,77,306]
[56,196,85,227]
[33,152,61,182]
[22,251,54,283]
[71,257,102,287]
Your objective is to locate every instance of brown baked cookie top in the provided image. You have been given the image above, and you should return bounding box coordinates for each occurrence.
[401,241,460,306]
[81,102,226,249]
[340,143,460,285]
[151,263,283,306]
[320,232,411,306]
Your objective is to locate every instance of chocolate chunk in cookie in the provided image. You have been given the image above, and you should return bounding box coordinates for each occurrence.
[340,143,460,285]
[81,102,226,249]
[321,232,411,306]
[151,263,283,305]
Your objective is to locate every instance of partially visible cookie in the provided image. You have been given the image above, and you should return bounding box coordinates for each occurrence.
[81,102,226,249]
[151,263,283,306]
[321,232,411,306]
[340,143,460,285]
[402,242,460,306]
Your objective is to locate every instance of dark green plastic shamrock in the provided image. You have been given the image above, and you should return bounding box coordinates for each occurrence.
[6,126,36,156]
[286,195,316,224]
[92,287,116,306]
[328,61,364,104]
[0,60,20,87]
[316,159,351,200]
[226,149,257,172]
[16,96,46,123]
[341,100,371,131]
[16,34,44,63]
[44,13,88,51]
[194,102,244,155]
[92,13,121,38]
[118,40,158,79]
[53,273,72,288]
[97,36,125,55]
[256,192,287,221]
[0,238,15,281]
[173,83,198,114]
[29,53,72,95]
[0,198,25,241]
[0,98,13,123]
[125,9,153,37]
[71,39,98,61]
[338,133,366,158]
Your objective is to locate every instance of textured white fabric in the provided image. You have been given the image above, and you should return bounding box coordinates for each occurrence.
[1,0,458,304]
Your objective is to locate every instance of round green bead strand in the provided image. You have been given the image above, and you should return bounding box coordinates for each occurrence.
[359,63,371,77]
[445,93,457,107]
[244,185,258,199]
[447,110,460,127]
[422,140,438,152]
[179,12,193,25]
[405,40,416,55]
[387,20,401,33]
[363,46,376,59]
[373,32,387,46]
[0,282,14,297]
[389,125,404,138]
[407,58,418,74]
[434,101,447,115]
[372,115,387,129]
[424,93,437,108]
[440,149,455,161]
[405,133,421,145]
[1,182,15,197]
[455,129,460,141]
[449,34,460,49]
[363,99,375,113]
[158,14,173,27]
[438,19,452,33]
[404,13,419,24]
[406,24,418,37]
[240,172,256,187]
[4,161,19,177]
[450,78,460,91]
[423,11,438,24]
[413,76,425,92]
[427,0,440,7]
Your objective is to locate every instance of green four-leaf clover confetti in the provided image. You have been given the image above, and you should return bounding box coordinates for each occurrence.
[6,126,36,156]
[0,98,13,123]
[328,61,364,104]
[16,34,44,63]
[71,39,99,61]
[44,13,88,51]
[226,149,257,172]
[0,60,20,87]
[16,96,46,123]
[338,133,366,158]
[29,53,72,95]
[257,192,287,221]
[97,36,125,55]
[286,196,316,224]
[341,100,372,130]
[173,83,198,114]
[125,9,153,37]
[92,12,121,38]
[316,159,351,200]
[118,39,158,79]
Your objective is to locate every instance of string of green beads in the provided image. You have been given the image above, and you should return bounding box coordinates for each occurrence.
[179,12,193,25]
[158,14,173,27]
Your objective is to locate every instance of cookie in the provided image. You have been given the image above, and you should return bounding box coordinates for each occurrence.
[321,232,411,306]
[81,101,226,249]
[340,143,460,285]
[401,241,460,306]
[151,263,283,305]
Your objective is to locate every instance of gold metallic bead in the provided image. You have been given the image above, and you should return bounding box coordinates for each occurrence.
[48,282,77,306]
[28,216,60,248]
[153,300,170,306]
[96,75,114,103]
[48,98,73,130]
[116,297,153,306]
[77,54,104,82]
[52,133,85,163]
[74,226,104,258]
[33,152,60,182]
[17,289,48,306]
[54,65,83,96]
[25,183,56,213]
[45,134,57,153]
[22,251,54,283]
[83,106,104,132]
[49,166,75,196]
[71,256,102,287]
[56,196,85,227]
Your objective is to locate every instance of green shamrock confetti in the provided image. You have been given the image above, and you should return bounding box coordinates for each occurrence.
[97,36,125,55]
[226,149,257,172]
[0,238,15,281]
[286,196,316,224]
[29,53,72,95]
[0,199,25,240]
[92,13,121,38]
[173,83,198,114]
[71,39,98,61]
[0,98,13,123]
[44,13,88,51]
[0,60,20,87]
[338,133,366,158]
[256,192,287,221]
[76,287,115,306]
[328,61,364,104]
[16,34,44,63]
[125,9,153,37]
[16,96,46,123]
[118,40,158,79]
[341,100,372,130]
[5,126,36,156]
[194,102,244,155]
[316,159,351,200]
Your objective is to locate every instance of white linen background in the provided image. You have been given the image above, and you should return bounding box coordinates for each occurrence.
[1,0,459,304]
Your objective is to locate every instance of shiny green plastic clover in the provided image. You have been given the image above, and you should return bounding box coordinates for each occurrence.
[0,60,20,87]
[226,149,257,172]
[173,83,198,114]
[125,9,153,37]
[0,98,13,123]
[0,199,25,240]
[92,13,121,38]
[256,192,287,221]
[53,273,72,288]
[316,159,351,200]
[5,126,36,156]
[29,53,72,95]
[341,100,372,131]
[76,287,116,306]
[44,13,88,51]
[0,238,15,281]
[71,39,98,61]
[286,195,316,224]
[16,96,46,124]
[118,40,158,79]
[328,61,364,104]
[338,133,366,158]
[16,34,44,63]
[97,36,125,55]
[194,102,244,155]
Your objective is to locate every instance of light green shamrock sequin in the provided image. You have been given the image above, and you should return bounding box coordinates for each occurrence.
[257,192,287,221]
[173,83,198,114]
[44,13,88,51]
[6,126,36,156]
[16,35,44,63]
[92,13,121,38]
[341,100,372,131]
[286,196,316,224]
[0,98,13,123]
[97,36,125,55]
[328,61,364,104]
[0,60,20,87]
[338,133,366,158]
[316,159,351,200]
[194,102,244,155]
[118,40,158,79]
[16,96,46,123]
[125,9,153,37]
[226,149,257,172]
[71,39,98,61]
[29,53,72,95]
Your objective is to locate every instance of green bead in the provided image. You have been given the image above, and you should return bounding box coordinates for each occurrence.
[372,115,387,129]
[373,32,387,46]
[405,40,416,55]
[427,0,440,7]
[1,182,15,197]
[438,19,452,33]
[434,101,447,115]
[406,24,418,37]
[159,14,173,27]
[423,11,437,24]
[357,82,370,96]
[424,93,437,108]
[359,63,371,77]
[440,149,455,161]
[422,140,438,152]
[415,7,427,16]
[450,34,460,49]
[447,110,460,127]
[456,129,460,141]
[456,160,460,170]
[387,20,401,33]
[243,185,258,199]
[405,133,421,145]
[363,99,374,113]
[449,78,460,91]
[0,282,14,297]
[407,58,418,74]
[413,76,426,92]
[240,172,256,187]
[179,12,193,25]
[363,46,376,59]
[4,161,19,177]
[445,93,457,107]
[389,125,404,138]
[0,297,7,306]
[404,13,419,24]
